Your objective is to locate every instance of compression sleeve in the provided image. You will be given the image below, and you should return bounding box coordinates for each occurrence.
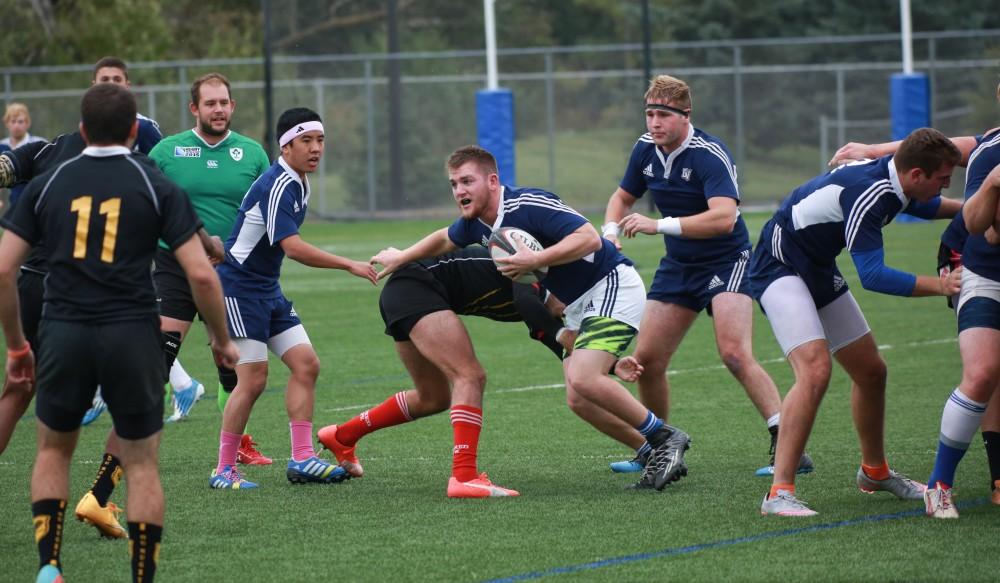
[850,247,917,296]
[903,196,942,220]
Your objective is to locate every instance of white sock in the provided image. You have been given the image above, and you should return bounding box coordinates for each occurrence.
[170,359,193,392]
[766,413,780,429]
[940,387,987,448]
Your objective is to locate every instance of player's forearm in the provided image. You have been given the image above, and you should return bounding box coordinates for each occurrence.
[0,278,26,349]
[935,197,963,219]
[190,277,231,342]
[602,189,636,237]
[910,274,950,297]
[538,228,602,267]
[400,228,456,263]
[676,206,737,238]
[964,176,1000,235]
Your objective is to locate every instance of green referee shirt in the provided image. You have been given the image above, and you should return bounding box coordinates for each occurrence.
[149,129,270,246]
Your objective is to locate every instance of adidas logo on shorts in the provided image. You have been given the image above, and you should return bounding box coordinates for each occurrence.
[707,275,725,290]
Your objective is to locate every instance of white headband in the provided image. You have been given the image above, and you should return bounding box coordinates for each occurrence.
[279,121,324,147]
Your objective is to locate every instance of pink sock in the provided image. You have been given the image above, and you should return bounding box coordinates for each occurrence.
[216,430,241,475]
[290,420,315,462]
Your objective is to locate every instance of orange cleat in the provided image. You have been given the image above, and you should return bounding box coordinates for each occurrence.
[236,434,272,466]
[447,473,519,498]
[317,424,363,477]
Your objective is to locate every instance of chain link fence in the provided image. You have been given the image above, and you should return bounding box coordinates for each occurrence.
[3,30,998,217]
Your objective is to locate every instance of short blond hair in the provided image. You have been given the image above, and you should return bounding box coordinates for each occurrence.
[4,102,30,125]
[644,75,692,110]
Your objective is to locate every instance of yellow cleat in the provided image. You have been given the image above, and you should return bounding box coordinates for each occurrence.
[74,491,126,539]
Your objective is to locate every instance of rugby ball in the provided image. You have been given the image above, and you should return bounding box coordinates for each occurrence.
[488,227,548,284]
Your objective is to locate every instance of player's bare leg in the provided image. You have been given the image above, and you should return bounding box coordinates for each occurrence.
[0,376,33,454]
[282,343,320,423]
[710,292,781,419]
[222,362,268,435]
[565,349,653,427]
[395,340,452,417]
[771,339,831,488]
[30,422,80,580]
[836,333,888,468]
[632,300,697,420]
[565,382,645,449]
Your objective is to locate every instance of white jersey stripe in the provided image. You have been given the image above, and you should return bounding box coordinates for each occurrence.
[845,181,891,250]
[265,173,293,244]
[690,138,739,194]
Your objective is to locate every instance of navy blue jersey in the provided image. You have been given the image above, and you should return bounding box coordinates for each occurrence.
[217,157,309,298]
[0,134,46,205]
[447,185,630,304]
[771,156,938,267]
[960,132,1000,281]
[135,114,162,155]
[939,131,1000,251]
[619,125,750,262]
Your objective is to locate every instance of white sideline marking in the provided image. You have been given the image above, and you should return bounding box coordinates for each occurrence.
[321,336,957,413]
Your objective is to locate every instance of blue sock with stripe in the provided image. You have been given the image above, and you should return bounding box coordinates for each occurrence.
[635,411,664,439]
[927,388,986,488]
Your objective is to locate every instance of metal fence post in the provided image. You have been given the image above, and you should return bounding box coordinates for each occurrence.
[365,60,376,216]
[733,45,744,166]
[315,79,326,215]
[836,68,845,148]
[545,51,556,192]
[819,115,829,173]
[178,65,188,128]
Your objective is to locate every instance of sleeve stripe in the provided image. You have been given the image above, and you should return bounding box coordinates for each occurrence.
[502,192,584,218]
[34,154,84,214]
[844,180,891,250]
[966,135,1000,184]
[690,138,740,197]
[265,173,293,244]
[123,156,161,214]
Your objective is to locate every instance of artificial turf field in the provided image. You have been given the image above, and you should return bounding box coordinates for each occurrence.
[1,214,998,582]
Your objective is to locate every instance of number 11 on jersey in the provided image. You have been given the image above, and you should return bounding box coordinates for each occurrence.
[71,196,121,263]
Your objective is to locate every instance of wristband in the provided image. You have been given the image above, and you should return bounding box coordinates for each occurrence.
[601,221,620,238]
[656,216,682,236]
[7,341,30,359]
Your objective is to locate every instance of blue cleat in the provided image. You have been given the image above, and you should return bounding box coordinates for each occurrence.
[36,565,64,583]
[610,450,650,473]
[209,465,258,489]
[286,456,351,484]
[754,453,816,477]
[166,379,205,422]
[81,390,107,426]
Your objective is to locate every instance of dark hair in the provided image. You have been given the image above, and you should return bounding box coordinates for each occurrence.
[191,72,231,105]
[446,145,498,175]
[276,107,322,144]
[93,56,128,80]
[895,127,961,176]
[81,84,137,145]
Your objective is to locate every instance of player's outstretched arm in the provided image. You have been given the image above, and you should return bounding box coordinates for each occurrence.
[0,231,34,384]
[603,187,639,250]
[370,227,457,281]
[964,163,1000,235]
[174,235,239,368]
[829,136,978,168]
[279,234,378,284]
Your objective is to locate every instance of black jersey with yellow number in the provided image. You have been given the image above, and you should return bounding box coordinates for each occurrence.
[415,247,531,320]
[0,145,201,323]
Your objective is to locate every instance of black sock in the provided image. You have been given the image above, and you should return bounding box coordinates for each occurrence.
[983,431,1000,488]
[90,453,123,506]
[128,521,163,583]
[32,499,66,570]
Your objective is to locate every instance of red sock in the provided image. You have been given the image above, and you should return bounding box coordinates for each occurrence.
[337,391,412,446]
[862,461,891,481]
[450,405,482,482]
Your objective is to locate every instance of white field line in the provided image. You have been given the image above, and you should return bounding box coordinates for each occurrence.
[319,336,957,413]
